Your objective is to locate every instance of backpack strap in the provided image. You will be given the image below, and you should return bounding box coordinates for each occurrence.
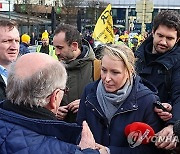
[93,58,101,81]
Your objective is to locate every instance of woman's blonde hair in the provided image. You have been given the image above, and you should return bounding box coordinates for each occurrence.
[101,44,136,80]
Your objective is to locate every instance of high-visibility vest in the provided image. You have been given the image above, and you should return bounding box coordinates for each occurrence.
[36,45,58,60]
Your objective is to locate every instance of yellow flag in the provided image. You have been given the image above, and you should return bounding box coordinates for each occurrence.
[92,4,114,44]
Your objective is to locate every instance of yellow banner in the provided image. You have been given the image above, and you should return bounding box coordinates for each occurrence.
[92,4,114,44]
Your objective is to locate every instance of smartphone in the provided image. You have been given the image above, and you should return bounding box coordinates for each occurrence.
[154,101,169,112]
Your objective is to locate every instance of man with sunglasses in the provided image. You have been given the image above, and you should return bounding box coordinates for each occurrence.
[0,52,108,154]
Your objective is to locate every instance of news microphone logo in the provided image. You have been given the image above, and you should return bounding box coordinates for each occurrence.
[125,122,179,148]
[127,129,150,148]
[125,122,155,148]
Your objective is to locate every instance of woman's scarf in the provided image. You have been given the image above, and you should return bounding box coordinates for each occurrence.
[96,77,133,123]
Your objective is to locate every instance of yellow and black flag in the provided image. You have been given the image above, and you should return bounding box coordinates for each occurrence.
[92,4,114,44]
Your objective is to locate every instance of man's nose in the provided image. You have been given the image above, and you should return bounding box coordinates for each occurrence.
[160,37,167,45]
[55,48,61,55]
[11,40,19,48]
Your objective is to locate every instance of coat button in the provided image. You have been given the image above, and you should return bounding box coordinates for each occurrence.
[92,109,95,111]
[133,105,136,108]
[121,107,123,110]
[7,128,11,132]
[2,135,6,139]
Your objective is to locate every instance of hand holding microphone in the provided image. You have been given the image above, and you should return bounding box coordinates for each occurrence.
[173,120,180,139]
[124,122,178,150]
[156,124,177,150]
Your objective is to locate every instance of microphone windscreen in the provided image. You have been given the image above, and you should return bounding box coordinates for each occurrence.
[125,122,155,144]
[173,120,180,139]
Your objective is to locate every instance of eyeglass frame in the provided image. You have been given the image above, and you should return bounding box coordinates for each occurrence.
[60,86,69,94]
[46,87,69,99]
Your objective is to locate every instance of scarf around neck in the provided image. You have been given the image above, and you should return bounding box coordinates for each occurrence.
[96,77,133,123]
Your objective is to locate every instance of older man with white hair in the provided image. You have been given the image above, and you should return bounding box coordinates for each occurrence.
[0,53,107,154]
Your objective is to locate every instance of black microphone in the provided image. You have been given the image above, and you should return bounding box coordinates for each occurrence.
[173,120,180,139]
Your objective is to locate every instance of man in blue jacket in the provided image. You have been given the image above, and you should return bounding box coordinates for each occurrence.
[135,10,180,151]
[19,33,30,55]
[0,53,107,154]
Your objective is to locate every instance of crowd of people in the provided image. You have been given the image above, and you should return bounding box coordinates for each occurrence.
[0,10,180,154]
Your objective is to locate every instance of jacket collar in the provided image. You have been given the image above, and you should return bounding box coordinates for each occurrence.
[2,100,57,120]
[136,35,180,70]
[87,77,141,114]
[65,39,95,69]
[0,75,5,85]
[21,42,29,47]
[0,100,82,144]
[87,76,157,114]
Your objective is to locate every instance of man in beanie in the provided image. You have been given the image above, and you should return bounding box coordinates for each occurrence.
[36,30,57,59]
[19,33,30,55]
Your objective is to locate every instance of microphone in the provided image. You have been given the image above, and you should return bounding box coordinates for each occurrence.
[124,122,155,147]
[173,120,180,139]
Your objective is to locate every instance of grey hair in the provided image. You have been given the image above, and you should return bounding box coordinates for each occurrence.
[6,61,67,107]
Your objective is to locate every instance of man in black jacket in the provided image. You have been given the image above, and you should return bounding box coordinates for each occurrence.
[135,10,180,151]
[0,20,20,101]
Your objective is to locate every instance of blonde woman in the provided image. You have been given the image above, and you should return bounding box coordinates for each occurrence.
[77,44,163,154]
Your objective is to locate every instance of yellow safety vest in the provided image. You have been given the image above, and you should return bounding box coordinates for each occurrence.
[36,45,58,60]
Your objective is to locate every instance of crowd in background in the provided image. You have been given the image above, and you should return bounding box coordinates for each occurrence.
[0,9,180,154]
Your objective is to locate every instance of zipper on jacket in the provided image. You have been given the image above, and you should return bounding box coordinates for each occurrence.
[109,108,138,125]
[86,100,109,128]
[86,100,104,117]
[87,100,111,141]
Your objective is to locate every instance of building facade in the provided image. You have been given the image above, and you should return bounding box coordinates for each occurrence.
[0,0,180,35]
[15,0,63,6]
[98,0,180,32]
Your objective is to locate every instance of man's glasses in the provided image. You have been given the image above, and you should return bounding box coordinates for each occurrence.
[60,87,69,94]
[47,87,69,98]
